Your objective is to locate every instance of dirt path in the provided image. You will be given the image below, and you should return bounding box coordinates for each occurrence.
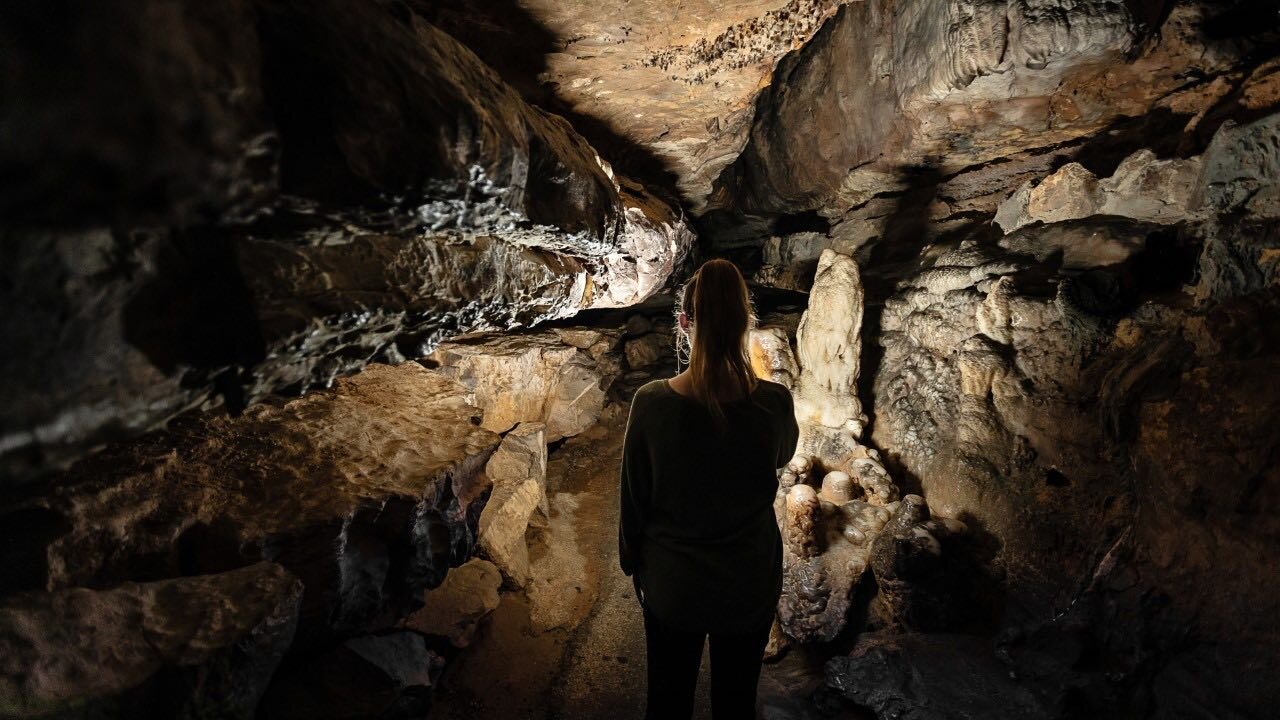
[432,408,827,720]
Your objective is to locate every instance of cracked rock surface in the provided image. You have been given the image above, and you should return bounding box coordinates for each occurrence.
[13,363,499,645]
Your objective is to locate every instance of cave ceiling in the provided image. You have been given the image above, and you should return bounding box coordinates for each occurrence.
[417,0,843,212]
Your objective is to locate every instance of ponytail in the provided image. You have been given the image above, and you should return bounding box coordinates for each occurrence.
[677,259,757,421]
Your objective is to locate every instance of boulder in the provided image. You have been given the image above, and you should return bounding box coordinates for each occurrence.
[0,562,301,719]
[477,424,549,586]
[404,559,502,648]
[430,331,620,441]
[22,363,499,645]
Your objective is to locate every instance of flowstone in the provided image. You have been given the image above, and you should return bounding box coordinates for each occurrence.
[772,248,962,643]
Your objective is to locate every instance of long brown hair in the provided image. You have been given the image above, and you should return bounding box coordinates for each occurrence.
[678,259,757,420]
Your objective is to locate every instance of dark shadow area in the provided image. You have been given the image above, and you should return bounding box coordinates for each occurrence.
[773,210,831,236]
[255,6,383,206]
[855,165,947,444]
[123,233,265,414]
[0,507,69,593]
[406,0,556,101]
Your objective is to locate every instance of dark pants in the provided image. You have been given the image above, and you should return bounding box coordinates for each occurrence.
[641,605,770,720]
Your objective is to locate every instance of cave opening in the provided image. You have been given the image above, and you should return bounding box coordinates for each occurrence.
[2,1,1279,719]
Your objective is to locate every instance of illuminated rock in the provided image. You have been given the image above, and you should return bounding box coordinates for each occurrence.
[793,249,869,449]
[749,326,800,388]
[477,424,549,587]
[430,331,620,441]
[405,558,502,648]
[0,0,692,484]
[20,363,498,644]
[995,151,1204,233]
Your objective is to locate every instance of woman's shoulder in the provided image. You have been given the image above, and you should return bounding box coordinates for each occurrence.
[630,379,675,411]
[753,379,794,403]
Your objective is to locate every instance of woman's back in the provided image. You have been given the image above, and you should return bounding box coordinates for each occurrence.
[620,377,798,634]
[620,257,799,720]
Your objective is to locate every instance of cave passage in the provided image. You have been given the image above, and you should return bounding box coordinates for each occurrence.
[2,1,1278,719]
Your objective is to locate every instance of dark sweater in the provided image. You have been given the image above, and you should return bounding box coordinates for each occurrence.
[619,378,800,634]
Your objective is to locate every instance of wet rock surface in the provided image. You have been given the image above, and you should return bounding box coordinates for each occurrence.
[0,562,302,719]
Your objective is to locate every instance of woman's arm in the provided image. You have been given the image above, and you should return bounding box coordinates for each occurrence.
[618,396,651,577]
[776,388,800,468]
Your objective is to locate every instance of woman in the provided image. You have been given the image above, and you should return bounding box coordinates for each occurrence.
[619,259,800,720]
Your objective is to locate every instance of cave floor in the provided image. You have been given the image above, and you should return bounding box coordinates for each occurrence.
[431,402,834,720]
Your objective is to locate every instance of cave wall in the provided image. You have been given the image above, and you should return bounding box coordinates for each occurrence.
[717,2,1280,715]
[718,0,1280,286]
[0,0,694,486]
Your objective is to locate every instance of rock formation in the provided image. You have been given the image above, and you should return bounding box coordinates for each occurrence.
[837,109,1280,717]
[429,330,622,441]
[0,0,693,484]
[793,249,869,447]
[9,363,499,645]
[405,559,503,648]
[0,562,302,719]
[2,0,1278,717]
[477,424,550,586]
[772,248,965,644]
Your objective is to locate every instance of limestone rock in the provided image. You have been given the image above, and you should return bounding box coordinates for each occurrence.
[430,331,620,441]
[478,424,549,587]
[420,0,845,212]
[995,151,1204,233]
[866,113,1280,712]
[752,232,834,291]
[0,0,693,485]
[258,631,442,720]
[775,457,901,643]
[624,332,670,370]
[624,314,654,336]
[20,364,498,644]
[998,217,1161,270]
[793,249,868,442]
[1194,112,1280,219]
[749,326,800,388]
[867,496,964,631]
[405,559,502,647]
[0,562,302,719]
[716,0,1246,222]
